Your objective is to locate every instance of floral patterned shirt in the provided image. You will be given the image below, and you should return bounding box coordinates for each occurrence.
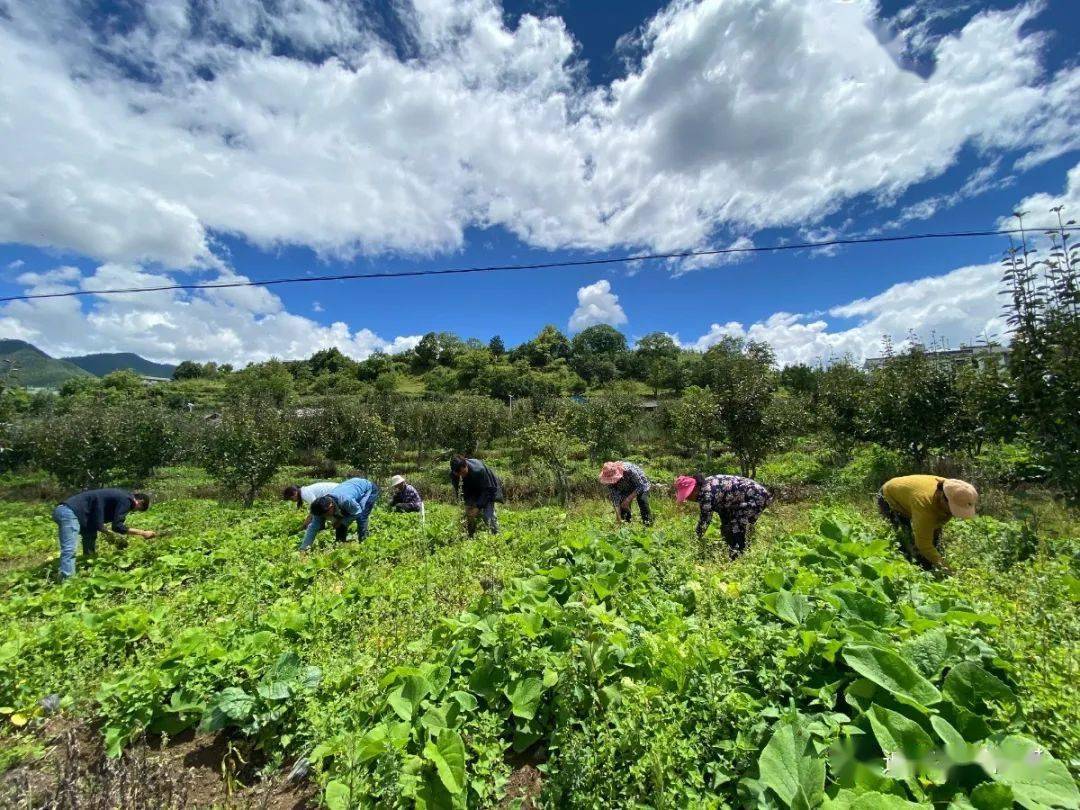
[608,462,651,506]
[696,475,772,537]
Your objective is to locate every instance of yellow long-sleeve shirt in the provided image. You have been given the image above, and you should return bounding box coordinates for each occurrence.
[881,475,951,567]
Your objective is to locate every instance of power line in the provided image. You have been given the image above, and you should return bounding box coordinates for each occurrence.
[0,225,1072,304]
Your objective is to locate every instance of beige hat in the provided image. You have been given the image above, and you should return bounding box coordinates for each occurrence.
[942,479,978,519]
[390,475,406,488]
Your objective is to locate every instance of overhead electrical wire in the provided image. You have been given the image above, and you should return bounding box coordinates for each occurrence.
[0,225,1072,304]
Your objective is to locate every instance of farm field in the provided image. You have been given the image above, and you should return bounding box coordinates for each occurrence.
[1,484,1077,809]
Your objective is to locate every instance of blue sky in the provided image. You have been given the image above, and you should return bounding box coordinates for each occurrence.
[0,0,1078,366]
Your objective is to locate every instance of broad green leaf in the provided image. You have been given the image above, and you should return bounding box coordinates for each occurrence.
[389,675,431,722]
[325,780,351,810]
[449,691,477,712]
[980,735,1079,810]
[505,677,544,721]
[930,715,977,764]
[210,687,255,721]
[257,680,292,701]
[762,590,812,626]
[843,645,941,707]
[969,783,1015,810]
[867,704,935,781]
[900,629,949,678]
[942,663,1015,714]
[423,730,466,795]
[758,720,825,807]
[823,789,927,809]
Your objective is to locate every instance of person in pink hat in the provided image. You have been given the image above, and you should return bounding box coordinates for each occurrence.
[599,461,653,526]
[675,473,772,559]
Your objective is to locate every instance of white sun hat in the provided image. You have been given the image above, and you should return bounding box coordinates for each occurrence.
[390,475,406,487]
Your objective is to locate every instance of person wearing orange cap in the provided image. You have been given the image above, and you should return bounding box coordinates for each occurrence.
[599,461,653,526]
[877,475,978,571]
[675,474,772,559]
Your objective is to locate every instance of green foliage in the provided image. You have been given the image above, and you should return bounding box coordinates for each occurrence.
[573,392,638,459]
[200,404,294,505]
[514,410,583,504]
[318,401,398,476]
[223,360,295,409]
[23,400,177,489]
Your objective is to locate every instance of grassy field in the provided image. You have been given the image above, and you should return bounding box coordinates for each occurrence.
[0,477,1077,808]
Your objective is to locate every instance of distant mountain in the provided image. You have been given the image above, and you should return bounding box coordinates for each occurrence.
[65,352,176,379]
[0,339,94,389]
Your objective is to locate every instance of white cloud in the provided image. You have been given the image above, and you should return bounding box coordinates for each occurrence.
[688,261,1007,366]
[5,260,25,271]
[0,263,419,365]
[0,0,1076,266]
[568,279,627,332]
[1009,160,1080,228]
[312,301,324,312]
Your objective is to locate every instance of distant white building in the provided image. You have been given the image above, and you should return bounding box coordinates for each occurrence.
[864,343,1009,370]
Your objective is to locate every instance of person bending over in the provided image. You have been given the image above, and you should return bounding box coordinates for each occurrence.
[450,455,503,537]
[52,489,156,579]
[675,474,772,560]
[300,477,379,551]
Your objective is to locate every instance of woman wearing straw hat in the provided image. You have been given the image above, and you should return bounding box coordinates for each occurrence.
[675,474,772,559]
[388,475,424,513]
[877,475,977,572]
[599,461,653,526]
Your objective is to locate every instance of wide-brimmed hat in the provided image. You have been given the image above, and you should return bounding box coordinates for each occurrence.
[675,476,698,503]
[599,462,624,485]
[943,479,978,519]
[390,475,406,488]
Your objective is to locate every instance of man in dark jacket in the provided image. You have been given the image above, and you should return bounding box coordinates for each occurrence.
[450,454,503,536]
[51,489,155,579]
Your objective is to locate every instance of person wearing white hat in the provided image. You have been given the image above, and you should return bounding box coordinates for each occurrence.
[877,475,978,571]
[388,474,423,513]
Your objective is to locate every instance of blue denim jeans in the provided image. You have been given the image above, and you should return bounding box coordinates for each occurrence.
[52,504,83,579]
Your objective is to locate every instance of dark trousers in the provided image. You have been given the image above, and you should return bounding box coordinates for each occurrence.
[391,503,422,513]
[720,522,747,559]
[465,501,499,537]
[618,492,653,526]
[876,490,938,570]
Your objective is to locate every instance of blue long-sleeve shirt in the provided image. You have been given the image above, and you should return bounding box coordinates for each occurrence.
[301,478,378,550]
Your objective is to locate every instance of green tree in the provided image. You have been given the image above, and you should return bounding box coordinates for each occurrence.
[439,396,507,455]
[662,385,723,461]
[570,325,629,385]
[1002,209,1079,498]
[321,401,398,476]
[634,332,681,396]
[200,405,294,506]
[28,400,177,489]
[863,344,959,465]
[488,335,506,358]
[172,360,205,380]
[573,393,638,460]
[698,337,780,477]
[413,333,441,371]
[515,410,583,505]
[224,360,295,409]
[514,325,572,368]
[816,361,868,454]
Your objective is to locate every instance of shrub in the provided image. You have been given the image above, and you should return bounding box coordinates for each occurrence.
[199,405,294,506]
[24,400,178,489]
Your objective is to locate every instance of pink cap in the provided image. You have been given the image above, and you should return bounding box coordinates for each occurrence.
[599,462,624,485]
[675,475,697,502]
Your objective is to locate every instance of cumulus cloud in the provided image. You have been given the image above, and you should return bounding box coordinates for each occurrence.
[0,264,420,365]
[0,0,1076,267]
[1009,160,1080,227]
[689,262,1007,366]
[568,279,627,332]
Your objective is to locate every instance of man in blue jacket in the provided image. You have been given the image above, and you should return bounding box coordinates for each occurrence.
[300,477,379,551]
[52,488,155,579]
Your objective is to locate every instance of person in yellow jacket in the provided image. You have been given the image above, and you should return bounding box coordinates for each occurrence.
[877,475,978,571]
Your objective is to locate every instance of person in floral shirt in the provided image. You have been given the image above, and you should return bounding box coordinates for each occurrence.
[599,461,653,525]
[675,473,772,559]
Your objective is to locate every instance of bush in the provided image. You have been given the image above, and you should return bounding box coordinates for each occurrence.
[827,444,907,495]
[199,405,294,506]
[23,401,178,490]
[321,401,397,477]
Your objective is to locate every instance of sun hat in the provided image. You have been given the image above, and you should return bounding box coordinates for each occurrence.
[675,476,698,503]
[942,479,978,519]
[390,475,406,488]
[599,462,625,485]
